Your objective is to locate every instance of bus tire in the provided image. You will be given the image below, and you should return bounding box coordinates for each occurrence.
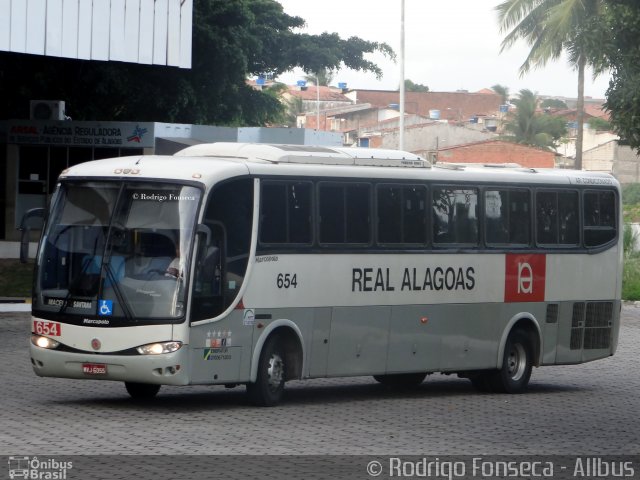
[125,382,161,399]
[490,330,533,393]
[247,335,286,407]
[373,372,427,387]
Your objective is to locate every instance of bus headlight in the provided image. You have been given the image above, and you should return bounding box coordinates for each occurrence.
[31,335,60,350]
[136,341,182,355]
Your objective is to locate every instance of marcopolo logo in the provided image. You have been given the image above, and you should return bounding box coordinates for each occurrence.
[504,254,546,303]
[7,456,73,479]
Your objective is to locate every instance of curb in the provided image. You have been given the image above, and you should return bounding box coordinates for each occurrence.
[0,298,29,304]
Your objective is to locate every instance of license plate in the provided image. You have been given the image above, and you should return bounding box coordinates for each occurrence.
[82,363,107,375]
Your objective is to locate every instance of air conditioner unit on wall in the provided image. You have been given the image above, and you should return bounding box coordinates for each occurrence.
[29,100,66,120]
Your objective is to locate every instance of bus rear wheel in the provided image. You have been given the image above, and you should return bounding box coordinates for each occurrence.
[247,335,286,407]
[373,372,427,387]
[489,330,533,393]
[125,382,161,399]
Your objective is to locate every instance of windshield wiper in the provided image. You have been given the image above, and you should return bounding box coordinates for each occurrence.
[59,236,101,315]
[102,261,135,322]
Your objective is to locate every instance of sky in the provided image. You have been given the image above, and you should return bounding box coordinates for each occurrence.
[275,0,610,100]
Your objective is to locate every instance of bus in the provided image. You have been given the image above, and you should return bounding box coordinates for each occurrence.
[27,143,622,406]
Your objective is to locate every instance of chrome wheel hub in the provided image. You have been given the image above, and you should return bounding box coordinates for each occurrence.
[267,353,284,390]
[507,343,527,381]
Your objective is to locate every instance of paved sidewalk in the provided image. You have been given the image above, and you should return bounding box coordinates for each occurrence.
[0,299,30,312]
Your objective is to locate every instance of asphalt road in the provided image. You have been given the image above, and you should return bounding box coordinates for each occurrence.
[1,306,639,479]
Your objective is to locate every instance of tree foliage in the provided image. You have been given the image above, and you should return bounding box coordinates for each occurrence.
[541,98,569,110]
[404,80,429,92]
[496,0,607,169]
[592,1,640,150]
[587,117,611,131]
[622,183,640,207]
[0,0,394,125]
[503,89,567,149]
[491,84,510,104]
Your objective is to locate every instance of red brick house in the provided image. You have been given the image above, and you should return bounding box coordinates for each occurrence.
[436,140,556,168]
[347,89,503,122]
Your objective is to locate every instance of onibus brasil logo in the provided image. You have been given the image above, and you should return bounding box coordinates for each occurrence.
[8,456,73,479]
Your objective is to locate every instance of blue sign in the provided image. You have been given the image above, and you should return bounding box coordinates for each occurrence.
[98,300,113,316]
[297,80,307,87]
[338,82,347,89]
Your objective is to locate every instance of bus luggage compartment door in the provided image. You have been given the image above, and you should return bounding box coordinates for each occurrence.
[326,306,390,376]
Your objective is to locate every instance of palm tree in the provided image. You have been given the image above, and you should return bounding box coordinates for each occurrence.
[304,68,335,87]
[492,84,510,105]
[503,89,567,149]
[496,0,605,170]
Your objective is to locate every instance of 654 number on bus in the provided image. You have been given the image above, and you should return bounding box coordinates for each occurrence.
[276,273,298,289]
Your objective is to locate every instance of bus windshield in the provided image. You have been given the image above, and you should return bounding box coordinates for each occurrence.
[33,181,201,323]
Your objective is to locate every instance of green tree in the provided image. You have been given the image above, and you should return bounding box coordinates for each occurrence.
[0,0,394,125]
[587,117,611,131]
[503,89,567,149]
[589,1,640,150]
[541,98,569,110]
[496,0,606,170]
[404,79,429,92]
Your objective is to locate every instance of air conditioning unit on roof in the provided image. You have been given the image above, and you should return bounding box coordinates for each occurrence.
[29,100,66,121]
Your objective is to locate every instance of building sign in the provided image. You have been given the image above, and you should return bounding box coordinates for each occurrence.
[7,121,155,148]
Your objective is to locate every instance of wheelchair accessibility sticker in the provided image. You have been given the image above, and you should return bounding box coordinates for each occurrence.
[98,300,114,316]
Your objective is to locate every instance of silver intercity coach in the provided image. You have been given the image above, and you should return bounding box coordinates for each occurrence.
[26,143,622,406]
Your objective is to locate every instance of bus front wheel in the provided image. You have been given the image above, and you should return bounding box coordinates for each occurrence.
[490,330,533,393]
[247,335,286,407]
[125,382,161,399]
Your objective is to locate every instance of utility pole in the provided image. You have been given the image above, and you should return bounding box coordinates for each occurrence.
[399,0,405,151]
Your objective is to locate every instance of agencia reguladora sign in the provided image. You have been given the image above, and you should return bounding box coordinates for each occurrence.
[7,121,155,148]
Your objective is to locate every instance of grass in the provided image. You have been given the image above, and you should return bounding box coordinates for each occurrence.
[623,256,640,300]
[0,259,35,298]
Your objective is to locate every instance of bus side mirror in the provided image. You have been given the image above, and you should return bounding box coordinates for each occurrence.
[18,208,45,263]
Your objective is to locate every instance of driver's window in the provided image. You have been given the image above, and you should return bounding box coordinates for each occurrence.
[192,178,253,321]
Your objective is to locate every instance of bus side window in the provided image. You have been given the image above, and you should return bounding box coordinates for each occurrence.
[192,178,253,321]
[377,185,403,244]
[260,183,287,244]
[559,191,579,245]
[377,184,427,245]
[485,189,530,246]
[536,191,558,245]
[259,181,312,246]
[433,187,478,245]
[319,182,371,245]
[536,190,579,246]
[584,190,617,247]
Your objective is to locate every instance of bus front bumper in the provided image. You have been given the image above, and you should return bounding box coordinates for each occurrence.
[30,344,190,386]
